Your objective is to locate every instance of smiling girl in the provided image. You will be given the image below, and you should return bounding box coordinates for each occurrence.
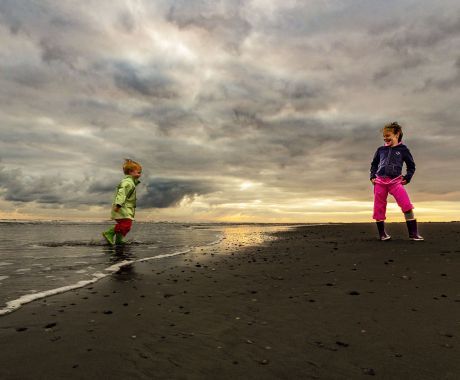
[370,122,423,241]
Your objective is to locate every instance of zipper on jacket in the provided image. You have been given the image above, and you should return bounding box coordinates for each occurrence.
[385,147,392,176]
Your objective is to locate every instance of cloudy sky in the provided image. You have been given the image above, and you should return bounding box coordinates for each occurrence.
[0,0,459,222]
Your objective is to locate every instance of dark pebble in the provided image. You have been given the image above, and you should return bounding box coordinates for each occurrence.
[363,368,376,376]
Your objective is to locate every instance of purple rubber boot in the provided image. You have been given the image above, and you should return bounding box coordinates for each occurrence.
[406,219,424,241]
[376,221,391,241]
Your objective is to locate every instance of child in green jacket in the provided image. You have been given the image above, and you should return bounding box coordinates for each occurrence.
[102,159,142,245]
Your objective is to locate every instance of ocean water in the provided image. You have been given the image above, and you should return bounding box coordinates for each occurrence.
[0,221,226,315]
[0,221,297,316]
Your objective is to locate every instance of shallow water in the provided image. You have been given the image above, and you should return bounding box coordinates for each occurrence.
[0,222,224,314]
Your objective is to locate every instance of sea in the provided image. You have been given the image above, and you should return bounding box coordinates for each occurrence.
[0,221,291,316]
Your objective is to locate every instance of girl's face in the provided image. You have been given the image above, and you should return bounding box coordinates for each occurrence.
[383,129,399,147]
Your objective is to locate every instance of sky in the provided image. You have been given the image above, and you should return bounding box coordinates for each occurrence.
[0,0,459,222]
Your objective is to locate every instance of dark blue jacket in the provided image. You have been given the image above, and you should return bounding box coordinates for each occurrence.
[370,143,416,183]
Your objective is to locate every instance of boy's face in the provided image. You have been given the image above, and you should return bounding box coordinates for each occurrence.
[129,168,142,179]
[383,130,399,147]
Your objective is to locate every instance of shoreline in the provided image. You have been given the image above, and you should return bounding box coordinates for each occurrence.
[0,225,229,317]
[0,223,459,379]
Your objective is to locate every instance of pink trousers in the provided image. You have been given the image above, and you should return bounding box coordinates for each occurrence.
[373,176,413,221]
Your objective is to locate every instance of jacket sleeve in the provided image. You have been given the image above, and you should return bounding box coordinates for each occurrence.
[403,148,416,183]
[370,149,379,179]
[114,181,134,206]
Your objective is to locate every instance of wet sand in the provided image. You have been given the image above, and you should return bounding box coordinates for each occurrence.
[0,223,459,379]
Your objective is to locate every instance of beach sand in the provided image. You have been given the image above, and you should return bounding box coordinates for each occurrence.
[0,223,459,379]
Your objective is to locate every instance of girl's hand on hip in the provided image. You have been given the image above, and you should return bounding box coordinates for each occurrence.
[401,178,407,185]
[370,178,376,185]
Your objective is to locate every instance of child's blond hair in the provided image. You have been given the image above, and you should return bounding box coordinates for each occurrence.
[123,159,142,174]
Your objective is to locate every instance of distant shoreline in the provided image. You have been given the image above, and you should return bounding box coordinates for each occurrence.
[1,219,459,224]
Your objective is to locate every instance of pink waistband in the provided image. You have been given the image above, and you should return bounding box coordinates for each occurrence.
[374,175,402,185]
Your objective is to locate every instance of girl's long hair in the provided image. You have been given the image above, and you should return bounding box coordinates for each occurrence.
[383,121,403,142]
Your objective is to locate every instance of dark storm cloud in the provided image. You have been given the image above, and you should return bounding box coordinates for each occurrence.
[39,38,74,66]
[0,165,110,206]
[373,56,425,83]
[116,10,136,33]
[0,165,68,204]
[138,178,216,208]
[134,105,200,133]
[422,57,460,91]
[382,15,460,50]
[166,0,251,52]
[87,180,119,195]
[113,61,180,99]
[0,163,217,210]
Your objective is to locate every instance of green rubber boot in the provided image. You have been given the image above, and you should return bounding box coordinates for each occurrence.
[102,227,115,246]
[115,233,126,245]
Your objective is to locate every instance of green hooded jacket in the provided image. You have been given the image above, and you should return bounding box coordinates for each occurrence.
[111,175,140,220]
